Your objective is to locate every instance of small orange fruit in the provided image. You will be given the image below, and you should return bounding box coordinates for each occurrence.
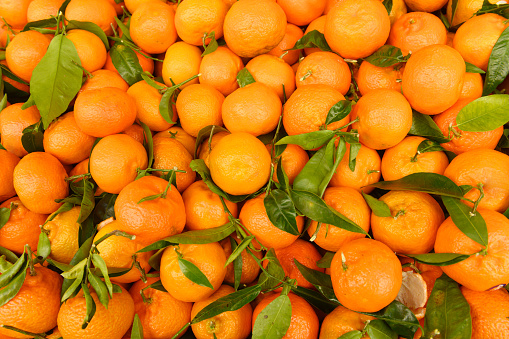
[198,46,243,96]
[220,235,262,285]
[356,61,404,96]
[161,41,202,88]
[0,149,20,202]
[42,206,81,264]
[122,124,147,145]
[303,15,326,56]
[27,0,65,22]
[198,131,230,168]
[405,0,448,12]
[319,306,375,339]
[124,0,168,13]
[459,72,483,101]
[268,24,304,65]
[65,0,117,35]
[267,143,309,185]
[277,0,326,26]
[0,103,41,158]
[296,52,351,95]
[153,126,196,155]
[5,30,50,83]
[0,0,32,29]
[66,29,107,73]
[79,69,129,93]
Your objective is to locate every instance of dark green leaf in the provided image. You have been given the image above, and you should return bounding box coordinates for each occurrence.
[316,251,335,269]
[37,231,51,261]
[0,64,29,86]
[382,0,393,14]
[61,259,87,280]
[93,193,117,225]
[178,258,213,289]
[276,157,290,193]
[361,301,419,338]
[403,253,471,266]
[59,0,71,13]
[81,283,96,330]
[326,100,353,126]
[144,279,167,292]
[483,26,509,95]
[77,179,95,224]
[258,249,285,291]
[138,121,154,168]
[0,94,7,112]
[337,331,363,339]
[231,237,242,291]
[61,236,93,300]
[365,320,398,339]
[66,20,109,50]
[158,87,177,125]
[455,94,509,132]
[264,189,300,236]
[148,249,164,271]
[87,269,109,308]
[109,42,144,86]
[131,314,143,339]
[364,45,408,67]
[193,125,229,158]
[0,253,26,289]
[0,262,27,307]
[416,139,446,155]
[236,68,255,87]
[465,62,485,74]
[497,129,509,148]
[252,294,292,339]
[224,236,254,266]
[409,111,450,143]
[21,18,58,32]
[291,286,339,314]
[362,192,392,218]
[288,30,331,52]
[442,196,488,247]
[294,259,337,301]
[318,137,346,197]
[275,130,334,150]
[202,32,218,57]
[21,120,44,153]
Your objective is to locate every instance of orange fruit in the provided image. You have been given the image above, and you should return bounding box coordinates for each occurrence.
[240,195,304,250]
[283,84,349,136]
[74,87,137,138]
[402,44,465,115]
[329,143,382,193]
[404,0,448,12]
[223,0,287,58]
[129,276,193,339]
[0,197,47,254]
[252,293,319,339]
[106,0,124,14]
[175,83,225,137]
[444,148,509,212]
[381,136,450,181]
[127,80,176,132]
[296,52,351,95]
[222,82,282,136]
[0,103,41,158]
[0,266,62,339]
[268,24,304,65]
[114,175,186,245]
[160,242,227,302]
[69,158,90,179]
[459,72,483,100]
[351,88,413,150]
[307,186,371,252]
[276,0,326,26]
[65,0,118,35]
[0,150,19,203]
[325,0,390,59]
[245,54,296,101]
[13,152,69,214]
[267,143,309,185]
[89,134,148,194]
[124,0,168,13]
[461,287,509,338]
[319,306,375,339]
[433,100,503,155]
[0,0,32,29]
[388,11,448,56]
[174,0,227,46]
[27,0,65,22]
[371,191,445,254]
[435,208,509,291]
[104,48,155,75]
[79,70,129,94]
[453,13,509,72]
[356,61,404,96]
[182,180,238,231]
[161,41,202,88]
[303,15,326,56]
[57,285,135,339]
[386,0,408,25]
[446,0,508,27]
[209,132,271,195]
[198,46,244,96]
[122,124,147,145]
[130,1,178,54]
[197,131,230,168]
[66,29,107,73]
[153,126,196,155]
[330,238,402,312]
[399,257,443,301]
[220,235,263,285]
[5,30,50,83]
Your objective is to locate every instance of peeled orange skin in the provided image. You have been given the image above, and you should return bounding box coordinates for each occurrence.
[435,209,509,291]
[330,238,403,312]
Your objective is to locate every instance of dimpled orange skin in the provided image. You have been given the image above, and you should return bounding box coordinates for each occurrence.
[0,150,19,202]
[79,69,129,94]
[351,89,413,150]
[405,0,448,12]
[57,285,135,339]
[223,0,287,58]
[191,285,252,339]
[307,187,371,252]
[209,132,272,196]
[444,148,509,212]
[13,152,69,215]
[319,306,375,339]
[435,209,509,291]
[160,243,227,303]
[277,0,326,26]
[461,287,509,339]
[252,293,319,339]
[268,24,304,65]
[0,0,32,29]
[356,62,404,96]
[324,0,391,59]
[65,0,118,36]
[0,267,62,339]
[27,0,65,22]
[296,52,351,95]
[66,29,107,73]
[331,238,403,312]
[303,15,326,56]
[198,46,243,97]
[114,176,186,245]
[381,136,450,181]
[0,103,41,158]
[459,72,483,100]
[283,84,349,136]
[161,41,202,88]
[402,44,465,115]
[5,31,50,83]
[433,100,503,155]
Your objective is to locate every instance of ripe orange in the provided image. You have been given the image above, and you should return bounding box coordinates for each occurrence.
[307,186,371,252]
[66,29,107,73]
[114,175,186,245]
[198,131,230,168]
[446,0,508,27]
[319,306,375,339]
[161,41,202,88]
[65,0,118,36]
[104,48,155,75]
[381,136,450,181]
[276,0,326,26]
[303,15,326,56]
[122,124,147,145]
[79,70,129,94]
[42,206,81,264]
[325,0,390,59]
[356,61,404,98]
[0,0,32,29]
[444,148,509,212]
[222,82,282,136]
[153,126,196,155]
[223,0,287,58]
[435,208,509,291]
[209,132,272,196]
[459,72,483,101]
[191,285,253,339]
[89,134,148,194]
[268,24,304,65]
[130,1,178,54]
[267,143,309,185]
[27,0,65,22]
[296,52,351,95]
[198,46,244,96]
[331,238,402,312]
[402,44,465,115]
[124,0,168,13]
[221,235,263,285]
[160,242,227,302]
[0,103,41,158]
[351,88,413,150]
[0,150,19,203]
[405,0,448,12]
[240,195,304,250]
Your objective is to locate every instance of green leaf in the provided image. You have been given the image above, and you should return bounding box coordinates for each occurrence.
[30,34,82,129]
[276,158,290,193]
[365,320,398,339]
[158,87,178,125]
[275,130,334,150]
[59,0,71,13]
[455,94,509,132]
[61,237,93,300]
[193,125,229,158]
[403,253,471,266]
[202,31,218,57]
[224,236,254,267]
[294,259,337,301]
[236,68,255,87]
[131,314,144,339]
[264,189,300,236]
[109,42,144,86]
[362,192,392,218]
[77,179,95,224]
[415,139,446,155]
[21,18,58,32]
[61,263,85,302]
[191,284,262,324]
[450,0,459,24]
[368,173,464,199]
[0,253,26,289]
[252,294,292,339]
[291,286,339,314]
[0,203,13,230]
[0,64,29,86]
[21,119,45,154]
[178,257,214,289]
[316,251,335,269]
[0,246,18,264]
[81,283,96,330]
[348,141,361,172]
[423,275,472,339]
[61,259,87,280]
[288,30,332,52]
[474,0,509,17]
[114,17,132,42]
[91,254,113,297]
[483,26,509,95]
[441,196,488,247]
[408,111,450,143]
[0,261,27,307]
[87,269,109,308]
[138,121,154,168]
[326,100,353,126]
[93,193,117,225]
[337,331,363,339]
[382,0,393,15]
[364,45,408,67]
[291,190,368,235]
[361,301,419,338]
[465,61,485,74]
[0,94,7,112]
[37,231,51,261]
[66,20,110,50]
[258,249,285,291]
[231,237,242,291]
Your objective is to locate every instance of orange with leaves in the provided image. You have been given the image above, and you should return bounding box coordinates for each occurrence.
[268,24,304,65]
[65,0,118,35]
[5,30,50,83]
[267,143,309,185]
[104,48,155,75]
[319,306,375,339]
[303,15,326,56]
[42,206,81,264]
[153,126,196,155]
[0,149,19,202]
[221,235,263,285]
[296,52,351,95]
[198,46,244,96]
[0,103,41,158]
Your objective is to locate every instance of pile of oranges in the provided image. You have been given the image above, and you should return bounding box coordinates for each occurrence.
[1,0,509,338]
